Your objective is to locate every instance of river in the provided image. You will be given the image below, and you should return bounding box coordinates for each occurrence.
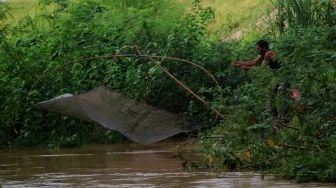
[0,142,333,187]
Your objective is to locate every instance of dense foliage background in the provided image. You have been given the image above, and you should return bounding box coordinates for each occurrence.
[0,0,335,183]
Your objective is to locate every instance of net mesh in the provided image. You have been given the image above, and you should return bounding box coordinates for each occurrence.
[34,86,206,144]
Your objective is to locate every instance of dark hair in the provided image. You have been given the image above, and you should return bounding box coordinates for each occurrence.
[256,40,269,49]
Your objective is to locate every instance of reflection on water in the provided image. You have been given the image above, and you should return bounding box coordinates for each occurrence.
[0,143,334,187]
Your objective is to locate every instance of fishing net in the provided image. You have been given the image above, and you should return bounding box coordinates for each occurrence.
[34,86,205,144]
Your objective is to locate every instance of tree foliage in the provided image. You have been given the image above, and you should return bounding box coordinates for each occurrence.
[199,1,336,182]
[0,0,223,148]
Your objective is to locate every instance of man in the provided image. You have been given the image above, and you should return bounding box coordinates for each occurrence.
[233,40,280,71]
[233,40,288,133]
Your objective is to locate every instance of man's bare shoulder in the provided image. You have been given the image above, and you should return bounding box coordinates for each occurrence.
[265,50,277,59]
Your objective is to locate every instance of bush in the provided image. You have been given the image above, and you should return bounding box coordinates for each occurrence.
[199,23,336,182]
[0,0,227,148]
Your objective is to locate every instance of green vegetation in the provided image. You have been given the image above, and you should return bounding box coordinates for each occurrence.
[1,0,336,183]
[198,0,336,183]
[177,0,273,34]
[4,0,272,36]
[1,0,38,26]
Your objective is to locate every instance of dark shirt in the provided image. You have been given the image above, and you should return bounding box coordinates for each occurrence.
[269,58,281,70]
[261,49,281,70]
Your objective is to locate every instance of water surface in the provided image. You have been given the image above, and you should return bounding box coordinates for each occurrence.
[0,143,333,187]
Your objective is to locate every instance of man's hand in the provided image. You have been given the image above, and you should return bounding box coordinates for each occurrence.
[233,61,252,71]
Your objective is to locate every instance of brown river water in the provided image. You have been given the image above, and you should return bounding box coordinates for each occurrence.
[0,142,334,187]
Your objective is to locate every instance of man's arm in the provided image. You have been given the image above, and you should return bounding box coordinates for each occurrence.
[263,51,276,64]
[233,56,263,70]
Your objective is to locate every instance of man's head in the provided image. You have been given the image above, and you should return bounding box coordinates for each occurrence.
[255,40,269,55]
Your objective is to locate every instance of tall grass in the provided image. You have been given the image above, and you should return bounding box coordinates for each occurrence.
[176,0,273,35]
[2,0,38,26]
[276,0,336,30]
[4,0,272,37]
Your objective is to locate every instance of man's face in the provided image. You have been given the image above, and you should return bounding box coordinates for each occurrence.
[255,44,262,54]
